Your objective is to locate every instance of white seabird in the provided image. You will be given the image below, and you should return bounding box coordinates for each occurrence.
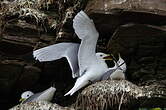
[65,11,116,96]
[33,11,115,96]
[101,53,127,80]
[109,54,126,80]
[19,87,56,104]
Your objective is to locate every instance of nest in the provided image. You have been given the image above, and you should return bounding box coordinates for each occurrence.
[75,80,144,110]
[9,101,75,110]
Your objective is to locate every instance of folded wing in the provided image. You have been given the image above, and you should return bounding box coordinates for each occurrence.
[102,60,126,80]
[101,61,117,80]
[23,87,56,104]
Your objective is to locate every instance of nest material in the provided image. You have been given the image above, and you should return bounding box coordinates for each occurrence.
[5,0,47,22]
[0,0,65,32]
[0,0,49,34]
[75,80,144,110]
[9,101,75,110]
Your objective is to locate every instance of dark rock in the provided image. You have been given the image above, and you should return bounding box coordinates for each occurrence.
[106,24,166,84]
[84,0,166,42]
[0,40,34,57]
[85,0,166,16]
[15,65,41,90]
[0,60,25,95]
[0,60,40,96]
[4,20,43,37]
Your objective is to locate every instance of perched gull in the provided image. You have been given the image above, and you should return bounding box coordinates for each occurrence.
[19,87,56,104]
[33,11,114,96]
[109,69,125,80]
[109,54,126,80]
[101,54,127,80]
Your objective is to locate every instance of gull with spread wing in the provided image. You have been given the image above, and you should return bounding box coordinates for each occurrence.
[33,11,115,96]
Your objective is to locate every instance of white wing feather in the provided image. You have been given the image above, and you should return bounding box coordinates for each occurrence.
[33,43,80,78]
[73,11,99,76]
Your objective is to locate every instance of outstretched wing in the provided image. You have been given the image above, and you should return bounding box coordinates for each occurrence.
[33,43,80,78]
[73,11,99,76]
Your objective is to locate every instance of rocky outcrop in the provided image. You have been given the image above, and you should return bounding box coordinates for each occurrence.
[84,0,166,85]
[0,0,166,109]
[84,0,166,49]
[107,24,166,85]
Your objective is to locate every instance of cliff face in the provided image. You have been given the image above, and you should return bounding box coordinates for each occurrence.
[85,0,166,84]
[0,0,166,109]
[83,0,166,108]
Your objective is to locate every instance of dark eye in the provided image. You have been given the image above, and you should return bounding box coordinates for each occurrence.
[100,55,103,57]
[27,95,29,97]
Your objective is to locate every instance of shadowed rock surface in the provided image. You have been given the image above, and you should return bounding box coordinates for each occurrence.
[0,0,166,109]
[107,24,166,85]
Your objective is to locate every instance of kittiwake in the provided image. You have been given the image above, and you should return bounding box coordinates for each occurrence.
[19,87,56,104]
[109,54,126,80]
[33,11,115,96]
[101,53,127,80]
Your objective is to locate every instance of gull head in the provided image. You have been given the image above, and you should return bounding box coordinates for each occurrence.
[117,53,125,65]
[96,52,113,61]
[19,91,34,102]
[117,53,127,72]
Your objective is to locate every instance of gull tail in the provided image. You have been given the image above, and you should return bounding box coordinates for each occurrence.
[64,77,89,96]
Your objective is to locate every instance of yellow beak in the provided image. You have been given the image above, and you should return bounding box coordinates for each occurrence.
[19,98,26,102]
[103,54,113,60]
